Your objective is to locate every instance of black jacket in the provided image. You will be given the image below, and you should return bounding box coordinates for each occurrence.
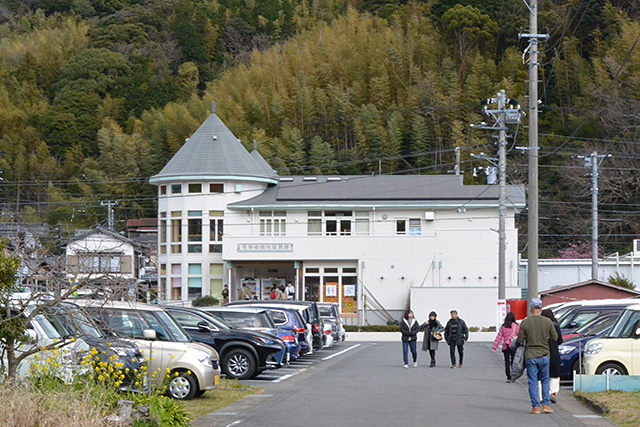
[548,323,563,378]
[400,318,421,342]
[444,318,469,346]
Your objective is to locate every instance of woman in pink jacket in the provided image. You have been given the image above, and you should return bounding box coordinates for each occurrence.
[492,312,520,382]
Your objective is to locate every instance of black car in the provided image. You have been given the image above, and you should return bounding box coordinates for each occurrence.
[226,300,325,350]
[165,307,288,379]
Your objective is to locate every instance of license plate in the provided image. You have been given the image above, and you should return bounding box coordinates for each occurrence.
[214,375,219,386]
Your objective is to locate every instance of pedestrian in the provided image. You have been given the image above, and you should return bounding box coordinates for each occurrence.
[276,285,287,300]
[444,310,469,368]
[492,311,520,382]
[269,284,277,300]
[240,283,251,300]
[516,298,558,415]
[221,285,229,304]
[285,281,296,300]
[421,311,444,367]
[400,309,421,368]
[541,308,563,403]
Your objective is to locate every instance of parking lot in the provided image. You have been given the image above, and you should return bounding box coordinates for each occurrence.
[195,342,614,427]
[232,341,360,385]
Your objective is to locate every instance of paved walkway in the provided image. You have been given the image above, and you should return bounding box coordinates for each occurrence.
[195,342,616,427]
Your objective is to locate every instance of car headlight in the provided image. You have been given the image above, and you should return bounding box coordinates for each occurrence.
[558,345,575,355]
[195,350,213,367]
[253,336,275,345]
[585,343,604,355]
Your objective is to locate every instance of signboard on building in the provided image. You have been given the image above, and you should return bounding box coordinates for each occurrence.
[237,243,294,252]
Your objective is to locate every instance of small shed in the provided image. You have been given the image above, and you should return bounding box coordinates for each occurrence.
[540,279,640,305]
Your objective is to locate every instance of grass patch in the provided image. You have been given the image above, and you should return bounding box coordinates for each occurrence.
[180,379,260,420]
[578,390,640,427]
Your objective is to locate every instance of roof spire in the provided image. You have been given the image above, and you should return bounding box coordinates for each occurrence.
[253,140,258,151]
[211,101,216,114]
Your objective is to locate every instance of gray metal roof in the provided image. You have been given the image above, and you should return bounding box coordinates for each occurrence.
[250,141,278,178]
[150,103,277,183]
[228,175,526,209]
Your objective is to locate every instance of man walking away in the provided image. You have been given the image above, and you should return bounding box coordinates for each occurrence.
[285,281,296,300]
[444,310,469,368]
[516,298,558,415]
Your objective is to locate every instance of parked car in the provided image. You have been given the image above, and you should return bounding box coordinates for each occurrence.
[317,302,346,343]
[558,313,620,379]
[584,303,640,376]
[201,306,301,360]
[557,300,636,334]
[227,300,325,350]
[165,307,289,380]
[76,300,220,400]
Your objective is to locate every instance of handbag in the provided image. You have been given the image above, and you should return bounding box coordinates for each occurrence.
[510,340,525,381]
[432,331,443,341]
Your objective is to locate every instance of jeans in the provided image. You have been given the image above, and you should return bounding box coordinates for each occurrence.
[449,343,464,365]
[503,347,515,380]
[525,356,550,407]
[402,341,417,365]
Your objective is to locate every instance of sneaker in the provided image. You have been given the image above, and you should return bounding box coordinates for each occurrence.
[413,362,418,367]
[430,362,435,368]
[459,363,463,368]
[451,364,456,369]
[529,407,541,415]
[506,379,512,383]
[403,364,408,369]
[542,405,554,414]
[550,394,557,404]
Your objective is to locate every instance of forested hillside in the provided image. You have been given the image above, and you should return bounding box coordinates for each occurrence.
[1,0,640,256]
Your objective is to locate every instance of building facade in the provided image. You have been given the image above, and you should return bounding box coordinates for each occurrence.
[151,103,525,325]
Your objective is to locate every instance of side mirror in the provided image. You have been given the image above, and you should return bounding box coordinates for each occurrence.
[567,321,578,329]
[635,327,640,337]
[197,321,212,332]
[143,329,157,340]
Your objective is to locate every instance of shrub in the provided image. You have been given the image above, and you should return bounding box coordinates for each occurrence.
[481,326,496,332]
[608,272,635,289]
[192,295,220,307]
[344,325,400,332]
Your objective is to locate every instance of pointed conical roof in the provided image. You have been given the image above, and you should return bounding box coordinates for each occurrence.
[250,140,278,178]
[150,103,277,184]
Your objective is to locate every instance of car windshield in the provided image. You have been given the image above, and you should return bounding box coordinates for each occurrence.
[34,314,64,340]
[608,309,640,338]
[94,309,189,342]
[576,315,618,336]
[554,306,577,324]
[47,309,103,339]
[318,306,334,317]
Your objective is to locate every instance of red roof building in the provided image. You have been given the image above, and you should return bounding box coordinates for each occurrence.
[540,279,640,305]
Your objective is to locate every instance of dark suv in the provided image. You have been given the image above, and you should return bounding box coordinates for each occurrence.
[165,307,289,380]
[557,303,633,335]
[226,300,325,350]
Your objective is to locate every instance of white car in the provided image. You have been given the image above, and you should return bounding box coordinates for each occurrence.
[74,300,221,400]
[584,303,640,376]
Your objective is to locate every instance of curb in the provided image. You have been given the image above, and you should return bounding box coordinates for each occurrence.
[573,392,610,415]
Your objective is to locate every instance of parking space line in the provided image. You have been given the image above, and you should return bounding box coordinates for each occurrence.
[321,344,361,361]
[224,420,242,427]
[272,368,307,383]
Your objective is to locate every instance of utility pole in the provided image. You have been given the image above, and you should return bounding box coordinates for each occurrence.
[471,90,522,300]
[520,0,547,303]
[455,146,461,176]
[577,152,611,280]
[101,201,118,229]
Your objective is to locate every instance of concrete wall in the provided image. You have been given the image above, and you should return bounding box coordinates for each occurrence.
[410,286,522,329]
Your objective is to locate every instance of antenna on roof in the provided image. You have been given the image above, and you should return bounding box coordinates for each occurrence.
[253,140,258,151]
[211,101,216,114]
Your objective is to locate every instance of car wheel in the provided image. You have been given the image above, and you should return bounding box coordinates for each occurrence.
[167,371,198,400]
[596,363,627,376]
[223,348,256,380]
[194,389,206,398]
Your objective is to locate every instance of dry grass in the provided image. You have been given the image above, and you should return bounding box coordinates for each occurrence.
[180,379,260,421]
[581,390,640,427]
[0,386,120,427]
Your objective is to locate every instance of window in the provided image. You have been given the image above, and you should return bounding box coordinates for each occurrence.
[188,183,201,193]
[187,244,202,253]
[210,183,224,193]
[171,184,182,194]
[78,254,122,273]
[188,218,202,242]
[160,220,167,243]
[209,244,222,253]
[170,245,182,254]
[171,264,181,275]
[260,211,286,236]
[210,278,223,297]
[396,220,406,235]
[355,211,370,236]
[308,211,322,235]
[160,264,166,275]
[188,278,202,299]
[160,185,166,195]
[409,218,421,236]
[268,310,287,325]
[188,264,202,275]
[210,218,223,242]
[209,263,224,275]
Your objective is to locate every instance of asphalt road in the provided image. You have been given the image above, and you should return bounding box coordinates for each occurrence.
[195,342,615,427]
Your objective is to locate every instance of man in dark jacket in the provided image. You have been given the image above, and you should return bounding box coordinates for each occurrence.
[444,310,469,368]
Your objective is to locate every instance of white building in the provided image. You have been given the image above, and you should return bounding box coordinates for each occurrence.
[150,103,525,326]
